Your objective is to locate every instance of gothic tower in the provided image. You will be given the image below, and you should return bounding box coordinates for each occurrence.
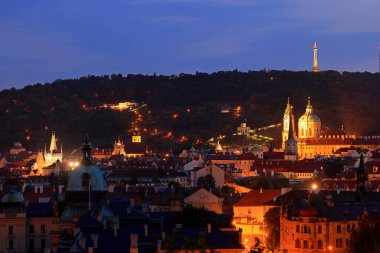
[43,131,63,168]
[282,97,296,149]
[112,137,126,156]
[284,106,298,160]
[356,153,368,196]
[312,41,319,72]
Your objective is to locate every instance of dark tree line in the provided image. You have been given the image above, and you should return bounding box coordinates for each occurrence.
[0,70,379,152]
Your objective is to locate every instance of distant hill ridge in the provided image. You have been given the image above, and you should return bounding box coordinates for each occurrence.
[0,70,379,152]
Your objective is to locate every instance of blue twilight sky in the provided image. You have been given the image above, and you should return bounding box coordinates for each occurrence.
[0,0,379,88]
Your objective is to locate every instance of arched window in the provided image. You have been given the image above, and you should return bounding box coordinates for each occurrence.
[82,173,90,188]
[295,239,300,248]
[303,241,308,248]
[317,240,323,249]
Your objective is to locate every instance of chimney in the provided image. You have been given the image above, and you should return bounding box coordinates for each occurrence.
[144,224,148,237]
[207,224,211,233]
[88,247,94,253]
[91,234,99,249]
[58,185,64,193]
[130,234,138,253]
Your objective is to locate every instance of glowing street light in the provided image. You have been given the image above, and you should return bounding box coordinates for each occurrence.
[68,161,79,170]
[312,183,318,190]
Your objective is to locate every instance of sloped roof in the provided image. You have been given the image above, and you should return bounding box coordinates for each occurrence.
[234,190,282,207]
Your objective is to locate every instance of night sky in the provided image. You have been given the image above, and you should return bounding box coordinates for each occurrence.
[0,0,379,88]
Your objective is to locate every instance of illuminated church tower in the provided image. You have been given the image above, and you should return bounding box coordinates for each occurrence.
[312,41,319,72]
[43,131,63,168]
[284,107,298,160]
[112,137,126,156]
[282,97,296,149]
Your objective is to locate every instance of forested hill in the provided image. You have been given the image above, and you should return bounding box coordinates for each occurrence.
[0,70,379,152]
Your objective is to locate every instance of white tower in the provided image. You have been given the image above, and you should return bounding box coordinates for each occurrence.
[282,97,296,149]
[313,41,319,72]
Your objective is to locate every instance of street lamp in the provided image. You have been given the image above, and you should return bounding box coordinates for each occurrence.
[328,245,333,252]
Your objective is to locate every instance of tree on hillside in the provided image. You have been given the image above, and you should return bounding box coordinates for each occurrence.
[350,213,380,253]
[264,207,280,251]
[197,175,216,189]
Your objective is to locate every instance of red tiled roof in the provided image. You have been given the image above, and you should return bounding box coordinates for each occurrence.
[234,190,282,206]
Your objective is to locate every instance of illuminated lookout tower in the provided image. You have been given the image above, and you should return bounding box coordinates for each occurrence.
[312,41,319,72]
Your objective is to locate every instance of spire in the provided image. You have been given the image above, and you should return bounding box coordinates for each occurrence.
[49,131,57,152]
[313,41,319,72]
[81,134,93,166]
[60,142,63,153]
[358,152,365,170]
[356,152,368,197]
[305,97,313,114]
[287,108,295,141]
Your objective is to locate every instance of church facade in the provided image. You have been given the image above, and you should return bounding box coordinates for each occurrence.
[282,98,380,159]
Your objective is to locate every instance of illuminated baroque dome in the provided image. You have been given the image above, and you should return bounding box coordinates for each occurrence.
[298,97,321,139]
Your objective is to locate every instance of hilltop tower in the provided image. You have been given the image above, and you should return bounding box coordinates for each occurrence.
[282,97,296,149]
[313,41,319,72]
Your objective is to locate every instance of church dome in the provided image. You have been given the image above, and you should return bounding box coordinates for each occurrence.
[298,97,321,139]
[66,164,107,192]
[66,135,107,192]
